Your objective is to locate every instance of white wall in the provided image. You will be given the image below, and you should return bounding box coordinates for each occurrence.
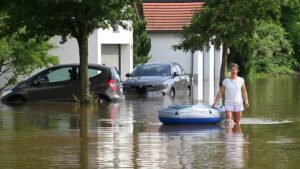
[98,24,133,45]
[50,23,133,80]
[50,36,80,64]
[101,44,120,68]
[120,44,132,79]
[97,24,133,79]
[50,31,99,64]
[148,32,192,74]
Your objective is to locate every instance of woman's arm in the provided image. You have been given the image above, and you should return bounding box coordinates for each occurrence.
[212,85,225,107]
[242,83,249,108]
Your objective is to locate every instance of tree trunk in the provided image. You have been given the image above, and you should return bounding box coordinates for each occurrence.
[219,43,228,86]
[77,25,90,104]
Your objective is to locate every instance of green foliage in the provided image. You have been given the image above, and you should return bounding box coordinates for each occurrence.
[2,0,135,41]
[0,34,58,92]
[133,9,151,67]
[247,21,294,76]
[2,0,135,103]
[281,0,300,70]
[175,0,286,51]
[175,0,292,77]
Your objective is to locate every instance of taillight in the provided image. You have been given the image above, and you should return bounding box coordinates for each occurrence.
[108,79,118,91]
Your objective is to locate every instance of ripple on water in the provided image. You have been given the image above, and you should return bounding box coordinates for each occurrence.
[241,118,293,125]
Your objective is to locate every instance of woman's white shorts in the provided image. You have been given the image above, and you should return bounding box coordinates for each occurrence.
[225,104,244,112]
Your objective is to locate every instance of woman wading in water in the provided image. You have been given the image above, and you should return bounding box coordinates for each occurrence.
[212,63,249,125]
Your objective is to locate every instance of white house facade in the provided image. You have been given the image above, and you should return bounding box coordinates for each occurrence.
[143,1,222,103]
[50,24,133,80]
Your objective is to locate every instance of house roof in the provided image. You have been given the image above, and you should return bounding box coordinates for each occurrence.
[143,2,204,32]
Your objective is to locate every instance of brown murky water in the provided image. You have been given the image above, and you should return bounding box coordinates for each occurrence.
[1,74,300,169]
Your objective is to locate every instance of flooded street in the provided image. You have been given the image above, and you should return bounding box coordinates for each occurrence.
[1,74,300,169]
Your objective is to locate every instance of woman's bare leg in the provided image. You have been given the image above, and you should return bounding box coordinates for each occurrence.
[226,110,232,121]
[225,111,234,128]
[233,112,242,124]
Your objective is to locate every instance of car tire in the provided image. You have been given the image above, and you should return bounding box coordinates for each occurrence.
[187,86,192,97]
[170,88,175,97]
[98,95,111,103]
[7,96,26,105]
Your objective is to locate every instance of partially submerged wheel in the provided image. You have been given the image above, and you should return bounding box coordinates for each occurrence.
[170,88,175,97]
[187,86,192,97]
[7,96,26,105]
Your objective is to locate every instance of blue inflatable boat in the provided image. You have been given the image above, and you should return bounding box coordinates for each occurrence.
[158,104,225,125]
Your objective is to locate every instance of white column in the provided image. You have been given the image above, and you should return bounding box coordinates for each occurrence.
[97,30,102,65]
[214,45,222,96]
[192,50,203,101]
[203,45,215,104]
[98,45,102,64]
[214,46,222,80]
[88,31,99,64]
[120,44,133,80]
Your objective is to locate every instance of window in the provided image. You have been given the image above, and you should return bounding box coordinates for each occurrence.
[178,64,185,74]
[132,64,171,76]
[111,68,121,83]
[88,68,102,78]
[46,67,74,83]
[174,64,182,75]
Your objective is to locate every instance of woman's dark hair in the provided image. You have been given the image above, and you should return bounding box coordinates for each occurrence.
[230,63,239,70]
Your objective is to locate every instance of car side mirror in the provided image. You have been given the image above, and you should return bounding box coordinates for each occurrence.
[32,79,41,87]
[173,72,179,77]
[32,75,49,86]
[125,73,131,78]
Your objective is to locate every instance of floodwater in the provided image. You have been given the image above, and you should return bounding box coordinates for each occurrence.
[1,74,300,169]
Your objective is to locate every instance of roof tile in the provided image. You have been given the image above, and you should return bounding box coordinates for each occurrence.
[143,2,204,31]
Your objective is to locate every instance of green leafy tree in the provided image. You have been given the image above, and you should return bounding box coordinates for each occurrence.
[281,0,300,70]
[174,0,287,84]
[132,1,151,67]
[245,21,293,76]
[0,34,58,92]
[2,0,135,103]
[0,12,58,92]
[133,16,151,67]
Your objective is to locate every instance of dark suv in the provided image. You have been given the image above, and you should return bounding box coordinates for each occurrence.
[1,64,124,104]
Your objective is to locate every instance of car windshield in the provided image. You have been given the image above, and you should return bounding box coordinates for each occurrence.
[131,64,171,77]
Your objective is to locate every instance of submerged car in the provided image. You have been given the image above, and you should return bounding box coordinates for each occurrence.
[1,64,123,104]
[122,62,191,96]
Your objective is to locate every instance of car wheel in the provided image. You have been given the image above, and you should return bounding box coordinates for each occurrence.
[170,88,175,97]
[187,86,192,97]
[7,96,26,105]
[98,95,110,103]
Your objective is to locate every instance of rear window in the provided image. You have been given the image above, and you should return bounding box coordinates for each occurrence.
[111,68,122,82]
[88,68,102,78]
[131,64,171,76]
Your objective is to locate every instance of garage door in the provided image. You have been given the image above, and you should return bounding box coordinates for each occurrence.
[101,44,120,71]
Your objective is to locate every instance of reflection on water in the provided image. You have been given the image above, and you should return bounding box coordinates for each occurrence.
[224,124,247,169]
[1,75,300,168]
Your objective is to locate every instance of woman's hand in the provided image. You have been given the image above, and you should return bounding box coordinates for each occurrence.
[212,102,216,108]
[245,100,249,108]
